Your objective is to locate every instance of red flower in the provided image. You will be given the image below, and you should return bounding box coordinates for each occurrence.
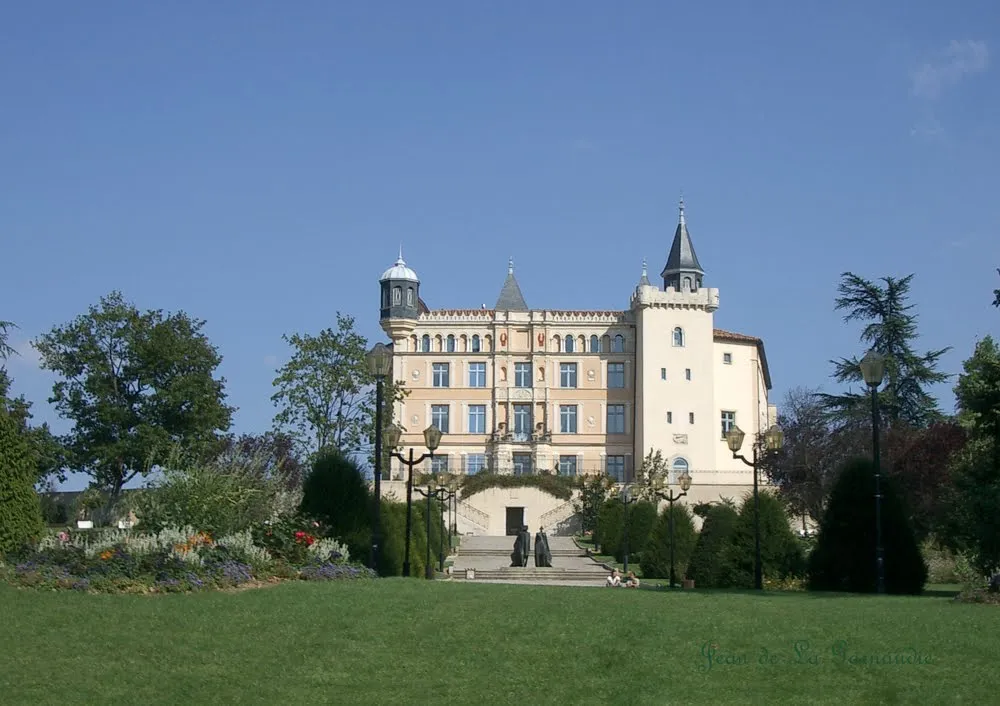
[295,531,305,538]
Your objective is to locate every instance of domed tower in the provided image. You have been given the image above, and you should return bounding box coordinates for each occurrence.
[379,249,421,338]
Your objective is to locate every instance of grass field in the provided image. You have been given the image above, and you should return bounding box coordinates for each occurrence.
[1,579,995,704]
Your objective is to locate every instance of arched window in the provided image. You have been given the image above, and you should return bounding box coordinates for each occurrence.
[672,327,685,347]
[406,287,414,305]
[471,335,481,352]
[612,334,625,353]
[590,335,600,353]
[392,287,402,305]
[421,335,431,352]
[446,335,456,352]
[671,457,689,483]
[565,335,575,353]
[683,276,692,291]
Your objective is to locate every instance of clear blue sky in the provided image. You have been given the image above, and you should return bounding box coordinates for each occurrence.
[3,2,999,489]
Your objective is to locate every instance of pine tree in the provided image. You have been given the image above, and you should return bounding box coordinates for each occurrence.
[641,503,697,581]
[721,491,804,588]
[818,273,949,428]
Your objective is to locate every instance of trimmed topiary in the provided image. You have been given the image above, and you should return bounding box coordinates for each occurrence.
[721,490,804,589]
[808,457,927,595]
[686,503,740,588]
[299,449,372,552]
[641,502,697,581]
[0,406,44,556]
[596,498,656,563]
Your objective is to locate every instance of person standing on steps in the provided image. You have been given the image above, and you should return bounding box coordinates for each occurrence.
[534,526,552,567]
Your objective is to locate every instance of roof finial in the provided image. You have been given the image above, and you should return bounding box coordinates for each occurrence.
[508,257,514,275]
[399,243,403,260]
[679,195,686,227]
[641,258,647,276]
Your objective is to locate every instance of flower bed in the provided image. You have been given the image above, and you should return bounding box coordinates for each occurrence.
[1,522,375,594]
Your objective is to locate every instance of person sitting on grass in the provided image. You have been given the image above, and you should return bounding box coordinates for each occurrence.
[606,569,621,587]
[625,571,640,588]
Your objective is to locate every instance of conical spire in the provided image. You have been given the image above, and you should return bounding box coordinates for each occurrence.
[661,196,704,291]
[638,258,651,286]
[495,257,528,311]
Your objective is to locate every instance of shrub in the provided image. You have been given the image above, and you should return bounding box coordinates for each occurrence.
[641,503,697,581]
[0,406,44,556]
[596,499,622,556]
[808,457,927,595]
[721,490,804,589]
[595,499,656,563]
[458,471,577,501]
[299,449,372,544]
[573,474,613,536]
[130,447,284,536]
[686,503,739,588]
[376,500,430,577]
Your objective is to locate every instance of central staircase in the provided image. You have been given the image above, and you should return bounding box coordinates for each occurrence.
[450,535,609,584]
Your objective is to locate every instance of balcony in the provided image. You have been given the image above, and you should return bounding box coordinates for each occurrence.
[489,424,552,445]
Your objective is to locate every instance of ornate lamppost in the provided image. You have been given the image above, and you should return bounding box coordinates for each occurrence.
[435,473,459,568]
[385,423,442,577]
[726,424,784,590]
[651,470,693,589]
[365,342,392,572]
[860,349,887,594]
[413,476,450,579]
[621,483,639,575]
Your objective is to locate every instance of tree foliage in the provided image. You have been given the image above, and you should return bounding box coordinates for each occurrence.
[818,273,949,428]
[941,336,1000,575]
[993,268,1000,309]
[808,458,927,594]
[574,473,614,536]
[33,291,234,499]
[299,448,372,556]
[721,491,804,588]
[641,502,697,581]
[213,431,306,491]
[271,313,407,466]
[0,405,45,555]
[686,503,740,588]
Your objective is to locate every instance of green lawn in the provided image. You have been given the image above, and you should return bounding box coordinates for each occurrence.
[0,580,995,704]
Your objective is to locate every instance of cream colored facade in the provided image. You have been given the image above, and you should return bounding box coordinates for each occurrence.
[376,203,776,535]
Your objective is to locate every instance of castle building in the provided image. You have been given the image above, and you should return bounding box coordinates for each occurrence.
[377,200,776,535]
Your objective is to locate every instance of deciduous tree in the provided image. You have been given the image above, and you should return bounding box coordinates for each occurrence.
[33,291,234,501]
[271,313,407,465]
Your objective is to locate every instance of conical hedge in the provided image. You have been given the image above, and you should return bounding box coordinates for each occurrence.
[0,406,44,556]
[808,457,927,595]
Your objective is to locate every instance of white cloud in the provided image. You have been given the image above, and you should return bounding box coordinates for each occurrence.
[911,40,989,100]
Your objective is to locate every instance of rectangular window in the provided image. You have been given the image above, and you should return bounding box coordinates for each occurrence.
[689,412,695,425]
[558,455,578,477]
[666,411,673,424]
[466,454,486,474]
[721,410,736,438]
[723,352,732,365]
[607,362,625,389]
[513,453,533,475]
[468,405,486,434]
[559,405,578,433]
[660,368,666,380]
[606,455,625,483]
[432,363,450,388]
[685,368,691,381]
[607,404,626,434]
[514,362,532,388]
[560,363,578,388]
[468,362,486,387]
[431,405,450,433]
[512,404,532,440]
[431,455,449,474]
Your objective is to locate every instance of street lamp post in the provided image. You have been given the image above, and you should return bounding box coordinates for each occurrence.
[621,484,639,575]
[860,350,887,595]
[413,478,448,579]
[436,473,459,569]
[365,343,393,573]
[652,470,693,589]
[386,424,443,577]
[726,423,784,590]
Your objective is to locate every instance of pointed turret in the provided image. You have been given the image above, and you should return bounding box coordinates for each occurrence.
[660,197,704,292]
[638,259,651,287]
[495,257,529,311]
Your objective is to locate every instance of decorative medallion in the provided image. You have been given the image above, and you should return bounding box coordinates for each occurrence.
[499,333,507,346]
[587,416,595,427]
[411,415,419,424]
[587,369,596,380]
[537,333,544,347]
[672,434,688,444]
[411,370,420,380]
